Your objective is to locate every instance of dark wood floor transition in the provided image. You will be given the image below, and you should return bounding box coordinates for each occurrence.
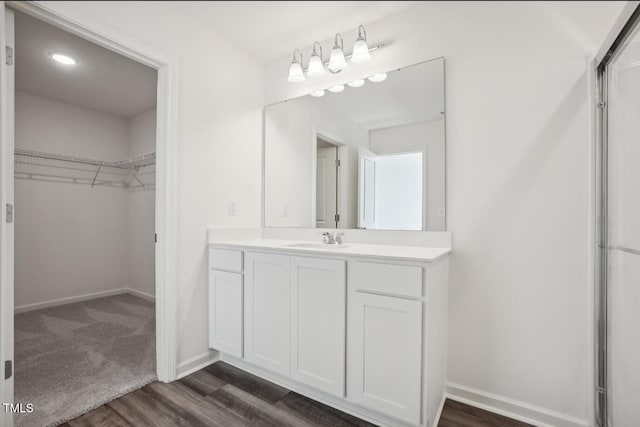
[62,361,532,427]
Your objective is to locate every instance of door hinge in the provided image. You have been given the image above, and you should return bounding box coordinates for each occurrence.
[335,159,341,167]
[155,233,158,243]
[334,213,340,223]
[5,46,13,66]
[597,102,605,109]
[6,203,13,223]
[4,360,12,380]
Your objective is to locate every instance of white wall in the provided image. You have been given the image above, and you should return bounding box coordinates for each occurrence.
[39,1,265,370]
[265,96,368,228]
[265,1,625,425]
[15,91,130,307]
[127,109,156,297]
[15,94,157,307]
[369,119,446,231]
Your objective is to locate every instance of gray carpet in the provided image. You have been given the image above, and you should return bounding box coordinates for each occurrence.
[14,293,156,427]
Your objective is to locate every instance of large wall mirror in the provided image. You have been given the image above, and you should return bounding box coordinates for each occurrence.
[264,57,445,231]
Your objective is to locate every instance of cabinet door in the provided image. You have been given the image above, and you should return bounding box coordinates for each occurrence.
[209,270,243,357]
[244,252,290,376]
[348,292,422,424]
[290,256,346,397]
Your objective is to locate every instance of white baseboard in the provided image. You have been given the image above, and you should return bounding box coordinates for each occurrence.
[126,288,156,302]
[176,351,219,380]
[15,287,156,313]
[434,394,446,426]
[446,383,588,427]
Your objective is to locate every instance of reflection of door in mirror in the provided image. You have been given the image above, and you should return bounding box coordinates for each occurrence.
[316,137,339,228]
[359,148,423,231]
[358,148,377,229]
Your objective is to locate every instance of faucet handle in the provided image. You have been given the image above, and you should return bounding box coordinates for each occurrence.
[335,232,345,244]
[320,231,331,243]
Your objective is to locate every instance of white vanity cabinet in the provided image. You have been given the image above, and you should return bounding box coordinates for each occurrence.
[208,249,243,358]
[244,252,291,376]
[208,242,449,427]
[348,260,424,424]
[290,256,346,397]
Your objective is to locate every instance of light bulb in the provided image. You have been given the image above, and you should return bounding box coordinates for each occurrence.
[368,73,387,83]
[51,53,76,65]
[307,42,325,76]
[307,54,325,76]
[328,34,347,72]
[328,85,345,93]
[310,90,325,97]
[288,61,305,82]
[347,79,365,88]
[351,25,371,64]
[287,49,305,83]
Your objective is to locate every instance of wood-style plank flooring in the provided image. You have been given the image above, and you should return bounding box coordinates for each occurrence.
[62,361,533,427]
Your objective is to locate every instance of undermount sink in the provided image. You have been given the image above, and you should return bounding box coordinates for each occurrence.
[286,242,351,249]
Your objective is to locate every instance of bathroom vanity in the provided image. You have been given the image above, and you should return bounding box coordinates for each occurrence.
[208,55,451,426]
[207,237,450,427]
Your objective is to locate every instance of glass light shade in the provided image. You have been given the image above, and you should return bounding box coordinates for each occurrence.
[351,38,371,64]
[347,79,365,88]
[307,54,325,76]
[328,47,347,72]
[288,61,305,83]
[368,73,387,83]
[328,85,345,93]
[310,90,325,97]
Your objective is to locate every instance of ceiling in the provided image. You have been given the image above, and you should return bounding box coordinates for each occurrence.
[15,11,157,118]
[177,1,420,61]
[314,58,444,131]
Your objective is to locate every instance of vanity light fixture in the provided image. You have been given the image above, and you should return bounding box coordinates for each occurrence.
[288,25,384,82]
[50,52,76,65]
[368,73,387,83]
[287,49,305,83]
[351,25,371,64]
[307,42,325,77]
[328,33,347,73]
[347,79,365,88]
[310,90,325,97]
[328,85,345,93]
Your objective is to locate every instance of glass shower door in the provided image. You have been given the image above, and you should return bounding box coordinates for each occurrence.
[600,18,640,427]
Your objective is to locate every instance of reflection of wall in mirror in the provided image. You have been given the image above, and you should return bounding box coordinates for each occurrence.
[265,96,368,228]
[369,118,445,231]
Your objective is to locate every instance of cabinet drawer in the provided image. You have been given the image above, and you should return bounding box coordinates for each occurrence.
[210,248,243,272]
[350,261,422,298]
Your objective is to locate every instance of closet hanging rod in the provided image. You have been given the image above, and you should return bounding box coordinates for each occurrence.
[14,148,156,169]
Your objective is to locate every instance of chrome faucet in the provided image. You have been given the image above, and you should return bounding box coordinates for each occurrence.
[321,231,345,245]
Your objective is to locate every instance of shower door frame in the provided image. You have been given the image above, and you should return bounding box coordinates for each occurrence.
[595,3,640,426]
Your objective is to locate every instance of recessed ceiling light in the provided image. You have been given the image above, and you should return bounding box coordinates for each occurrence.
[368,73,387,83]
[328,85,345,93]
[310,90,325,97]
[50,53,76,66]
[347,79,365,88]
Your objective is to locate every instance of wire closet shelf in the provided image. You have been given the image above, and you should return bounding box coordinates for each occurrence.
[14,148,156,191]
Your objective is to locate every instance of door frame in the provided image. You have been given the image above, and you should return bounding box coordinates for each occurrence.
[0,6,13,426]
[594,2,640,426]
[311,126,347,228]
[1,0,179,401]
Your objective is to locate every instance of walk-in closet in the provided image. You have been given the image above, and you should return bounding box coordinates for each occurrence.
[11,10,158,427]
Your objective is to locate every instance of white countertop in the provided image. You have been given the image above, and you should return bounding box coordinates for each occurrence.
[209,239,451,262]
